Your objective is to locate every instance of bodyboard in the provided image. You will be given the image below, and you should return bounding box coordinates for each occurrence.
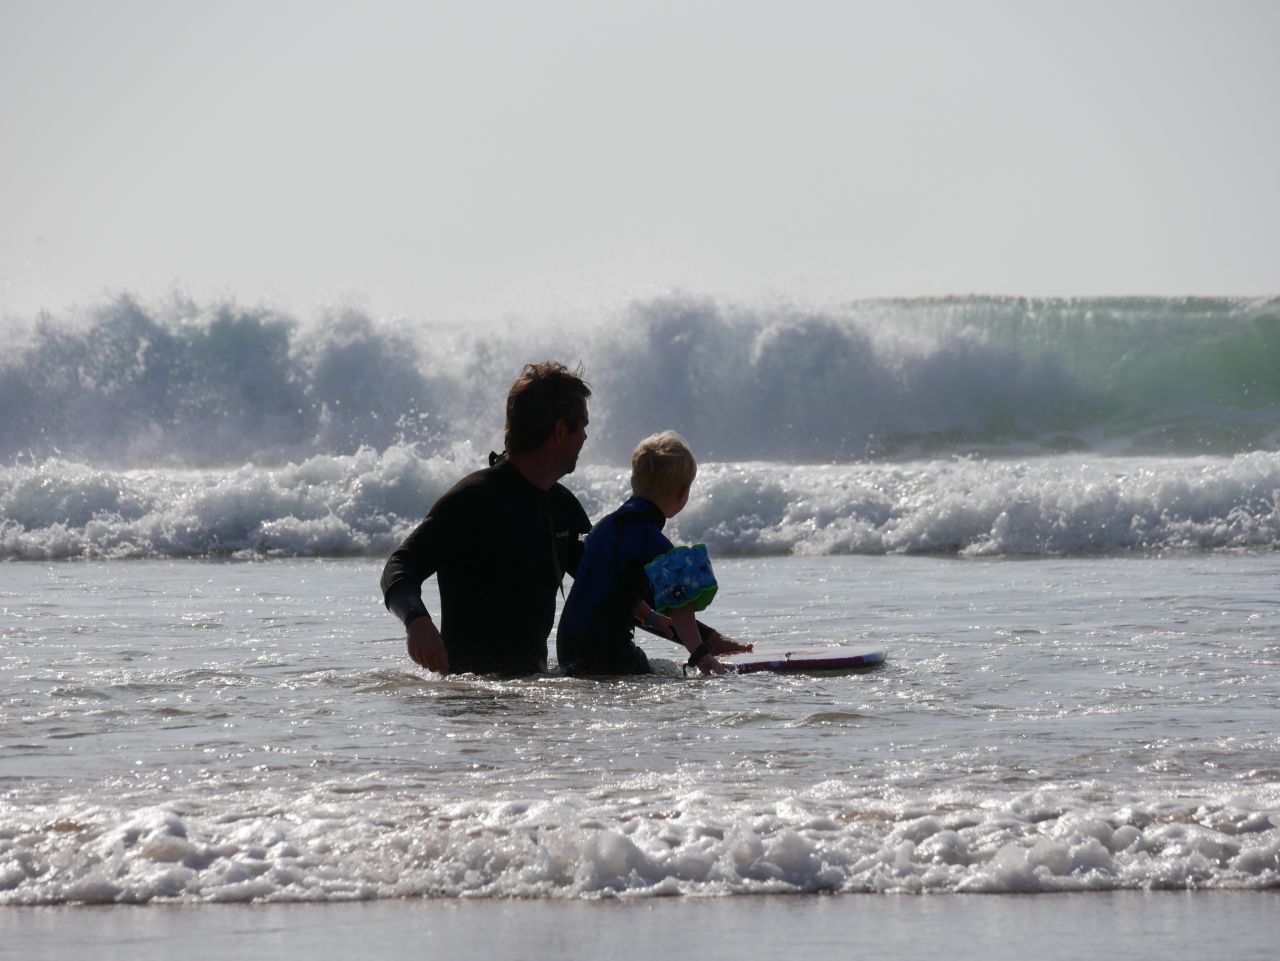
[722,645,886,675]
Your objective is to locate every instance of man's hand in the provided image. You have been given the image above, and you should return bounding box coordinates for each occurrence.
[406,617,449,674]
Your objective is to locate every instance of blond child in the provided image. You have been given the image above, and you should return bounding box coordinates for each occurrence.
[555,431,746,675]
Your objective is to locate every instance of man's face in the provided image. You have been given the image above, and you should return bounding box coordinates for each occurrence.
[558,402,589,476]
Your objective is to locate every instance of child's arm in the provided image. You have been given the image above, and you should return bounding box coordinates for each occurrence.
[669,604,725,674]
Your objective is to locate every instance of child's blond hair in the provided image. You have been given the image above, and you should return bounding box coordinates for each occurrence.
[631,431,697,500]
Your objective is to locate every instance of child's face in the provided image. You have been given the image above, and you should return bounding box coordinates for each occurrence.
[665,483,691,518]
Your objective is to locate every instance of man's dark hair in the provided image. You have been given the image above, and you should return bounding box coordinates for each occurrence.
[504,362,592,455]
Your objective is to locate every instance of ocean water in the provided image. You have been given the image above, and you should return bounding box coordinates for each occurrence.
[1,295,1278,910]
[2,552,1278,904]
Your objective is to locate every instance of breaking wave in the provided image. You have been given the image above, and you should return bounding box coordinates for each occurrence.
[1,293,1277,466]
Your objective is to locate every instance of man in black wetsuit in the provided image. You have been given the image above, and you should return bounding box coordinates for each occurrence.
[380,362,593,675]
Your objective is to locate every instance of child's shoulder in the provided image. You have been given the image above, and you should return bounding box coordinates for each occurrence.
[613,499,662,530]
[606,498,669,544]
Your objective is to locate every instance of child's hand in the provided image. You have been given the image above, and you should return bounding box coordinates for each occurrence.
[708,632,752,655]
[696,654,727,675]
[650,612,675,638]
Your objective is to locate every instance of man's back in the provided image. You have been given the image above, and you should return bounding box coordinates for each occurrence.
[381,458,590,674]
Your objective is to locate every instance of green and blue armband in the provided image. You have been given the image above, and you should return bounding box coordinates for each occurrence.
[645,544,718,613]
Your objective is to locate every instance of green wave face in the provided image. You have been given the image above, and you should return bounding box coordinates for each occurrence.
[2,294,1277,465]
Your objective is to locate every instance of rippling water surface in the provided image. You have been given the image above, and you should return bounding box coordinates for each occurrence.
[2,553,1277,902]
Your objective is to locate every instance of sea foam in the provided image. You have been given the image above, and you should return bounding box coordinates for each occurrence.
[2,787,1276,903]
[1,448,1277,559]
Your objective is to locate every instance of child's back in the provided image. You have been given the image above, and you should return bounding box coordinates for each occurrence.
[556,430,723,676]
[555,494,671,674]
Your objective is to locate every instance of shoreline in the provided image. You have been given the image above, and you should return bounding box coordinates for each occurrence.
[6,892,1279,961]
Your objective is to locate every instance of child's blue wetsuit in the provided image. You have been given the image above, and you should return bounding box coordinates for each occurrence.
[555,495,672,675]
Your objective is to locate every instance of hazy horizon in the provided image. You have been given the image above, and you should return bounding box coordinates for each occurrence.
[3,0,1278,325]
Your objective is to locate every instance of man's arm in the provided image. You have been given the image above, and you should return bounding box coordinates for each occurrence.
[700,622,752,654]
[381,511,451,673]
[380,517,435,620]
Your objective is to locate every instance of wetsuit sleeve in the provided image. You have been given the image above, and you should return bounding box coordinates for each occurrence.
[380,492,464,626]
[559,490,593,579]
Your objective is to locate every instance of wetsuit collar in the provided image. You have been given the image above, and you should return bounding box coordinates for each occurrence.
[490,452,543,492]
[618,495,666,529]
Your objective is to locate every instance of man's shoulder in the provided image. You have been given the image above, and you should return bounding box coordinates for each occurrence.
[430,463,506,515]
[549,480,591,529]
[548,478,584,505]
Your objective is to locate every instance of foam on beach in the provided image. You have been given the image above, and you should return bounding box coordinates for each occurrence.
[2,785,1277,904]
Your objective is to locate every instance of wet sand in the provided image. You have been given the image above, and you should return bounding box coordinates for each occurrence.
[5,892,1278,961]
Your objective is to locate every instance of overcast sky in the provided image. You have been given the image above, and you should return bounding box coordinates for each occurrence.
[2,0,1277,324]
